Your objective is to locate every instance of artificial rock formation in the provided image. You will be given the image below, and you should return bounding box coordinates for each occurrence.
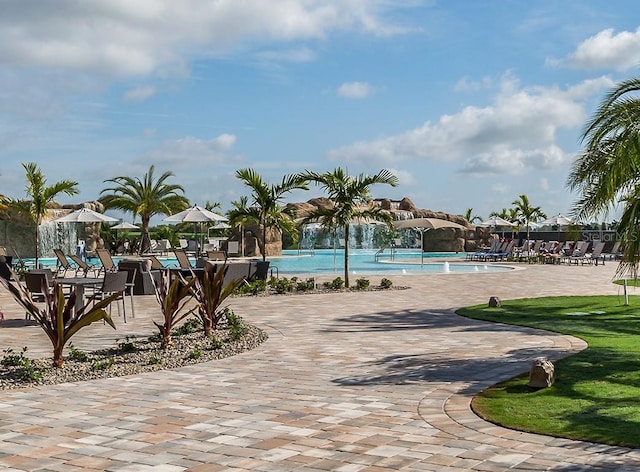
[286,196,491,253]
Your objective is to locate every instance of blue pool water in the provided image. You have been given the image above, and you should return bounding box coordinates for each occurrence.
[26,249,511,276]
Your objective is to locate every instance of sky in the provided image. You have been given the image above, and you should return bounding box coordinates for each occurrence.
[1,0,639,224]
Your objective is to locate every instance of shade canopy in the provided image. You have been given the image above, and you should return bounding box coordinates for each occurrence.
[394,217,467,231]
[208,222,231,230]
[478,216,517,227]
[111,222,140,230]
[163,204,227,223]
[54,207,119,223]
[539,214,574,226]
[394,218,467,265]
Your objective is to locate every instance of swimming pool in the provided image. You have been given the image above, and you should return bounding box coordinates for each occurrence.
[25,249,511,276]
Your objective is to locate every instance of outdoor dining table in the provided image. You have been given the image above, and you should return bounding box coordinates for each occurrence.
[56,276,103,315]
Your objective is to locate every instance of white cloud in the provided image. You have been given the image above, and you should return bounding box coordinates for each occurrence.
[556,27,640,71]
[0,1,409,77]
[143,134,238,168]
[329,74,601,175]
[337,81,374,99]
[387,167,416,186]
[123,86,157,102]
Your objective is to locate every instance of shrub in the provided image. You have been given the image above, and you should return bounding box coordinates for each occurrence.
[188,348,203,360]
[324,277,344,290]
[225,308,248,340]
[117,336,138,353]
[148,356,162,365]
[235,279,266,295]
[269,276,294,294]
[174,317,202,336]
[296,278,315,292]
[355,278,370,290]
[92,357,115,371]
[380,278,393,289]
[68,343,88,362]
[209,336,224,350]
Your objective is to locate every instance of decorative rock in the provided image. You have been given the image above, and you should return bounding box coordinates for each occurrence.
[528,357,555,388]
[488,296,501,308]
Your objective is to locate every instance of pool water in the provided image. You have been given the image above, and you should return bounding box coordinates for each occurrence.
[25,249,511,276]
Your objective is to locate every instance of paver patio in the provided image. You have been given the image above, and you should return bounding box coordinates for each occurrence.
[1,261,639,471]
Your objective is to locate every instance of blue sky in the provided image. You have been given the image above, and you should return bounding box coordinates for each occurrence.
[1,0,638,223]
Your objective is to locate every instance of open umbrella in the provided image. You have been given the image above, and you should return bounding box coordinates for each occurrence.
[394,218,467,265]
[539,214,574,226]
[164,205,228,254]
[54,208,119,260]
[54,207,119,223]
[111,222,139,230]
[478,216,517,228]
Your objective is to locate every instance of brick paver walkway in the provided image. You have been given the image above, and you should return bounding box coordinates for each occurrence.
[1,261,639,471]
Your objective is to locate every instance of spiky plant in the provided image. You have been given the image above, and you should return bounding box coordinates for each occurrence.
[0,272,117,368]
[151,269,196,348]
[190,264,243,337]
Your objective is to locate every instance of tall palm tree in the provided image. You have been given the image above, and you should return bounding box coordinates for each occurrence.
[100,165,190,254]
[230,169,308,261]
[567,77,640,277]
[512,194,546,244]
[5,163,79,267]
[301,167,398,288]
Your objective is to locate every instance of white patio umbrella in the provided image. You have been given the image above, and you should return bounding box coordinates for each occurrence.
[164,205,228,254]
[54,208,119,259]
[54,207,119,223]
[111,222,139,230]
[539,214,574,226]
[478,216,517,228]
[394,218,467,265]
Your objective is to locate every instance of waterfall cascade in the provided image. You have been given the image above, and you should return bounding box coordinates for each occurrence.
[39,221,77,257]
[300,222,391,249]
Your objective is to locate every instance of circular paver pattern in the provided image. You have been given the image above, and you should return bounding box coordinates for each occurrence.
[1,261,639,471]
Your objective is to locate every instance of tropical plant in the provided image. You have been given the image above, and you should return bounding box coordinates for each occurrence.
[462,208,482,224]
[511,194,546,244]
[151,269,197,348]
[190,265,243,337]
[567,78,640,278]
[301,168,398,287]
[0,271,117,368]
[230,169,308,261]
[4,163,79,267]
[489,207,518,222]
[100,165,190,254]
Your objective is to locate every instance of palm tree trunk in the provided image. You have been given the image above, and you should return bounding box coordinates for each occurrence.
[344,224,350,288]
[34,222,40,269]
[262,225,267,262]
[140,217,151,255]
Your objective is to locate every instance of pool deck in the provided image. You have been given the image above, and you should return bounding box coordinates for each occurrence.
[0,262,639,471]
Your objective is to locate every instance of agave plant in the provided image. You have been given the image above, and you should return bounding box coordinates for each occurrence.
[151,269,197,348]
[190,264,243,337]
[0,272,118,368]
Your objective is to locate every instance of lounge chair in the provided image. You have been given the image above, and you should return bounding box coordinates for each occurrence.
[207,250,227,261]
[604,241,622,260]
[580,241,606,266]
[174,248,193,269]
[96,248,118,275]
[143,254,167,270]
[562,241,589,265]
[53,248,78,277]
[68,254,100,277]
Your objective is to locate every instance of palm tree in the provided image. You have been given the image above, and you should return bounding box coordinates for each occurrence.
[301,167,398,288]
[230,169,308,261]
[567,77,640,277]
[462,208,482,224]
[5,163,79,267]
[512,194,546,244]
[100,165,190,254]
[489,207,518,221]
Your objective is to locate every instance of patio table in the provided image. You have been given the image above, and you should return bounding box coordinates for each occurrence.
[55,277,103,315]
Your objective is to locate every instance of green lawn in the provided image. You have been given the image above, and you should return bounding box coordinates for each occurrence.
[457,295,640,447]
